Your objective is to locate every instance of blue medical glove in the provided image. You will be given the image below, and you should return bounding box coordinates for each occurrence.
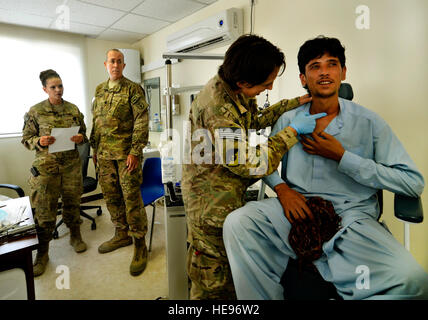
[290,112,327,135]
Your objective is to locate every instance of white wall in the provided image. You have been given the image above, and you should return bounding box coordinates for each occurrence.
[137,0,428,271]
[0,23,136,197]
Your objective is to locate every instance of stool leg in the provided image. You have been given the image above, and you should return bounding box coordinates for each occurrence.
[404,222,410,251]
[149,204,156,252]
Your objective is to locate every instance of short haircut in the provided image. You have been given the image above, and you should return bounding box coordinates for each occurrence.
[297,36,346,74]
[39,69,61,87]
[106,48,125,62]
[218,34,286,90]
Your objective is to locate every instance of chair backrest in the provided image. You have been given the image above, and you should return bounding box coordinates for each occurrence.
[0,184,25,199]
[142,157,162,188]
[141,157,164,205]
[338,83,354,100]
[77,142,90,178]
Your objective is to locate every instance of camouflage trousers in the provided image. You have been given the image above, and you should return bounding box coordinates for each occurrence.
[186,223,236,300]
[29,157,82,242]
[97,158,147,239]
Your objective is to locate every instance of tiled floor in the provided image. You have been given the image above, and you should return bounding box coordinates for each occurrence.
[33,200,168,300]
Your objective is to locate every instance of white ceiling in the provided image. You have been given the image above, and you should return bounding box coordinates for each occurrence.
[0,0,218,43]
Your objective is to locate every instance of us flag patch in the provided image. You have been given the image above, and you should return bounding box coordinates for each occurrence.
[218,127,243,141]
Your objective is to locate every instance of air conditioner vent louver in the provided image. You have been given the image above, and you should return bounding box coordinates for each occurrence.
[178,36,228,53]
[166,8,243,53]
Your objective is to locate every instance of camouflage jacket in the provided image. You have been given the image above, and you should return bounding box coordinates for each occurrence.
[90,77,149,160]
[22,99,88,173]
[182,75,300,230]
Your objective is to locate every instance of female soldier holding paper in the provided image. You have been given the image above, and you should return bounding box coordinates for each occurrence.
[22,69,88,277]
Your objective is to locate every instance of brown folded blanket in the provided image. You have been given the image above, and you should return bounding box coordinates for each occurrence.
[288,196,341,270]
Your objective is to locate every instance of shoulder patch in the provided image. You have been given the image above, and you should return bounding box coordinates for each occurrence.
[22,112,30,130]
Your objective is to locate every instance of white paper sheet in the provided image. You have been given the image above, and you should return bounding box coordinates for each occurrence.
[48,126,80,153]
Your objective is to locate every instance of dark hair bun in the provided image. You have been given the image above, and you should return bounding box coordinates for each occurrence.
[39,69,61,86]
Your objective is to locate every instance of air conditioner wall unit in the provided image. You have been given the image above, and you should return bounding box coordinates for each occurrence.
[166,8,243,53]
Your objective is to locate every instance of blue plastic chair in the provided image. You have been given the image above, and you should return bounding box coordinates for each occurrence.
[140,157,164,252]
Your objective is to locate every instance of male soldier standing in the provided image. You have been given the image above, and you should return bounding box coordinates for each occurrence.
[90,49,149,276]
[181,34,326,299]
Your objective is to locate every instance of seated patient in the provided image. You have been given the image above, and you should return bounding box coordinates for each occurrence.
[223,36,428,300]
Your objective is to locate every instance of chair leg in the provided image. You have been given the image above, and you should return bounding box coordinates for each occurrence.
[80,209,97,230]
[81,205,102,211]
[54,206,99,237]
[149,204,156,252]
[81,205,102,216]
[404,222,410,251]
[53,217,64,239]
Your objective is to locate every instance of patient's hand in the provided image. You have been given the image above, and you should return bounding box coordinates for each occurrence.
[301,131,345,162]
[274,183,313,223]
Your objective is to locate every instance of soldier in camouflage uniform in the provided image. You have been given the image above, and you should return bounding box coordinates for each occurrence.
[22,69,88,277]
[90,49,149,276]
[181,34,326,299]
